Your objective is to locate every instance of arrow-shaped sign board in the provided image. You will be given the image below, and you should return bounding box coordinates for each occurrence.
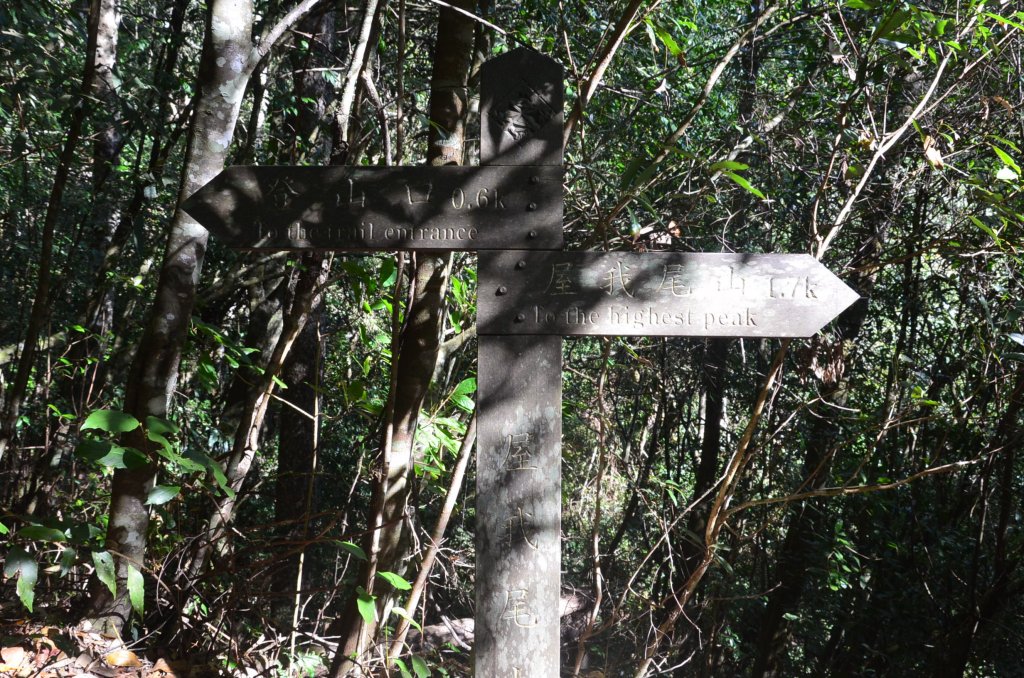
[181,165,563,251]
[479,251,860,337]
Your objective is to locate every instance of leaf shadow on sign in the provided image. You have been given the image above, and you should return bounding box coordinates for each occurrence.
[179,164,564,253]
[478,251,860,340]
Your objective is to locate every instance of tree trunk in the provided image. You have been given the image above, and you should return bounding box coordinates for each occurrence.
[0,0,117,462]
[328,2,477,674]
[86,0,257,631]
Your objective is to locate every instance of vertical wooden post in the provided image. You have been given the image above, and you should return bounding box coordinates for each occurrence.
[476,48,564,675]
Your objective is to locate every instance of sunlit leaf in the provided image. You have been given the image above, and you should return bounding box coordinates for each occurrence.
[377,571,413,591]
[92,550,117,597]
[145,485,180,506]
[82,410,140,433]
[723,171,766,199]
[127,564,144,617]
[356,586,376,624]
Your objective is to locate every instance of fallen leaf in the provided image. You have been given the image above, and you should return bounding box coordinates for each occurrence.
[103,649,141,668]
[145,658,179,678]
[1,646,28,667]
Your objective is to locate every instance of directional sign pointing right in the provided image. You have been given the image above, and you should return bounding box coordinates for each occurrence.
[478,251,860,338]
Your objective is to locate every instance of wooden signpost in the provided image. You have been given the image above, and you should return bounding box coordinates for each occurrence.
[184,47,857,677]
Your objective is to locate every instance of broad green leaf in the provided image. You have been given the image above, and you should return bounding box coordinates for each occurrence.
[390,606,421,631]
[452,394,474,412]
[82,409,140,433]
[0,522,8,535]
[16,569,36,611]
[17,525,67,542]
[723,171,766,199]
[871,8,912,43]
[92,550,117,597]
[4,545,34,578]
[971,216,1001,242]
[983,11,1024,32]
[377,571,413,591]
[6,548,38,612]
[338,541,367,561]
[145,415,178,436]
[77,439,125,467]
[127,564,144,617]
[708,160,749,173]
[411,655,430,678]
[356,586,376,624]
[122,447,150,469]
[452,377,476,396]
[393,659,413,678]
[845,0,875,8]
[59,546,77,576]
[145,485,180,506]
[991,145,1021,174]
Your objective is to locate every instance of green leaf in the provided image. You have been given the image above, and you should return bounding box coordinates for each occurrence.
[145,485,180,506]
[82,409,140,433]
[16,570,37,611]
[708,160,749,173]
[92,550,117,597]
[356,586,376,624]
[377,571,412,591]
[723,171,766,199]
[4,545,33,578]
[0,522,9,535]
[991,145,1021,174]
[5,548,37,612]
[452,394,474,412]
[871,8,913,43]
[845,0,875,8]
[390,606,422,631]
[59,547,77,576]
[17,525,67,542]
[338,541,367,561]
[411,655,430,678]
[145,415,178,436]
[127,564,144,617]
[647,20,681,55]
[452,377,476,396]
[393,659,413,678]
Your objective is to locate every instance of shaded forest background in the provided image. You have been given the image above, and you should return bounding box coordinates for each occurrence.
[1,0,1022,675]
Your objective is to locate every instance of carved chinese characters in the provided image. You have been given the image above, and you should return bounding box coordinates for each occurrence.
[476,336,562,675]
[480,251,860,338]
[181,165,563,251]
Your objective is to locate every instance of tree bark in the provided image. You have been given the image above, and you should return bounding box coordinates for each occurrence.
[0,0,117,462]
[328,2,477,674]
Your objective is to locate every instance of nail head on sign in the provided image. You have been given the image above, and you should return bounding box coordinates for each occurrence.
[498,286,508,295]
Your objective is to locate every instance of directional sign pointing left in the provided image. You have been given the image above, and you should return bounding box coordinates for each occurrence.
[181,165,563,251]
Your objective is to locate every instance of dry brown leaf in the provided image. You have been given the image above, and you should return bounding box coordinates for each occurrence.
[923,135,944,169]
[1,647,28,667]
[144,658,179,678]
[102,649,141,668]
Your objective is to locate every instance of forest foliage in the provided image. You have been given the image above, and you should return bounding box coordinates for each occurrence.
[1,0,1023,675]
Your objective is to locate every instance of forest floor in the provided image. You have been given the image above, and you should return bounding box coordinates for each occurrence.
[0,618,188,678]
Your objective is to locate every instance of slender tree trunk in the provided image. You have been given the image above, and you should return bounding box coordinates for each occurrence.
[749,224,884,677]
[0,0,115,462]
[328,2,477,674]
[86,0,257,630]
